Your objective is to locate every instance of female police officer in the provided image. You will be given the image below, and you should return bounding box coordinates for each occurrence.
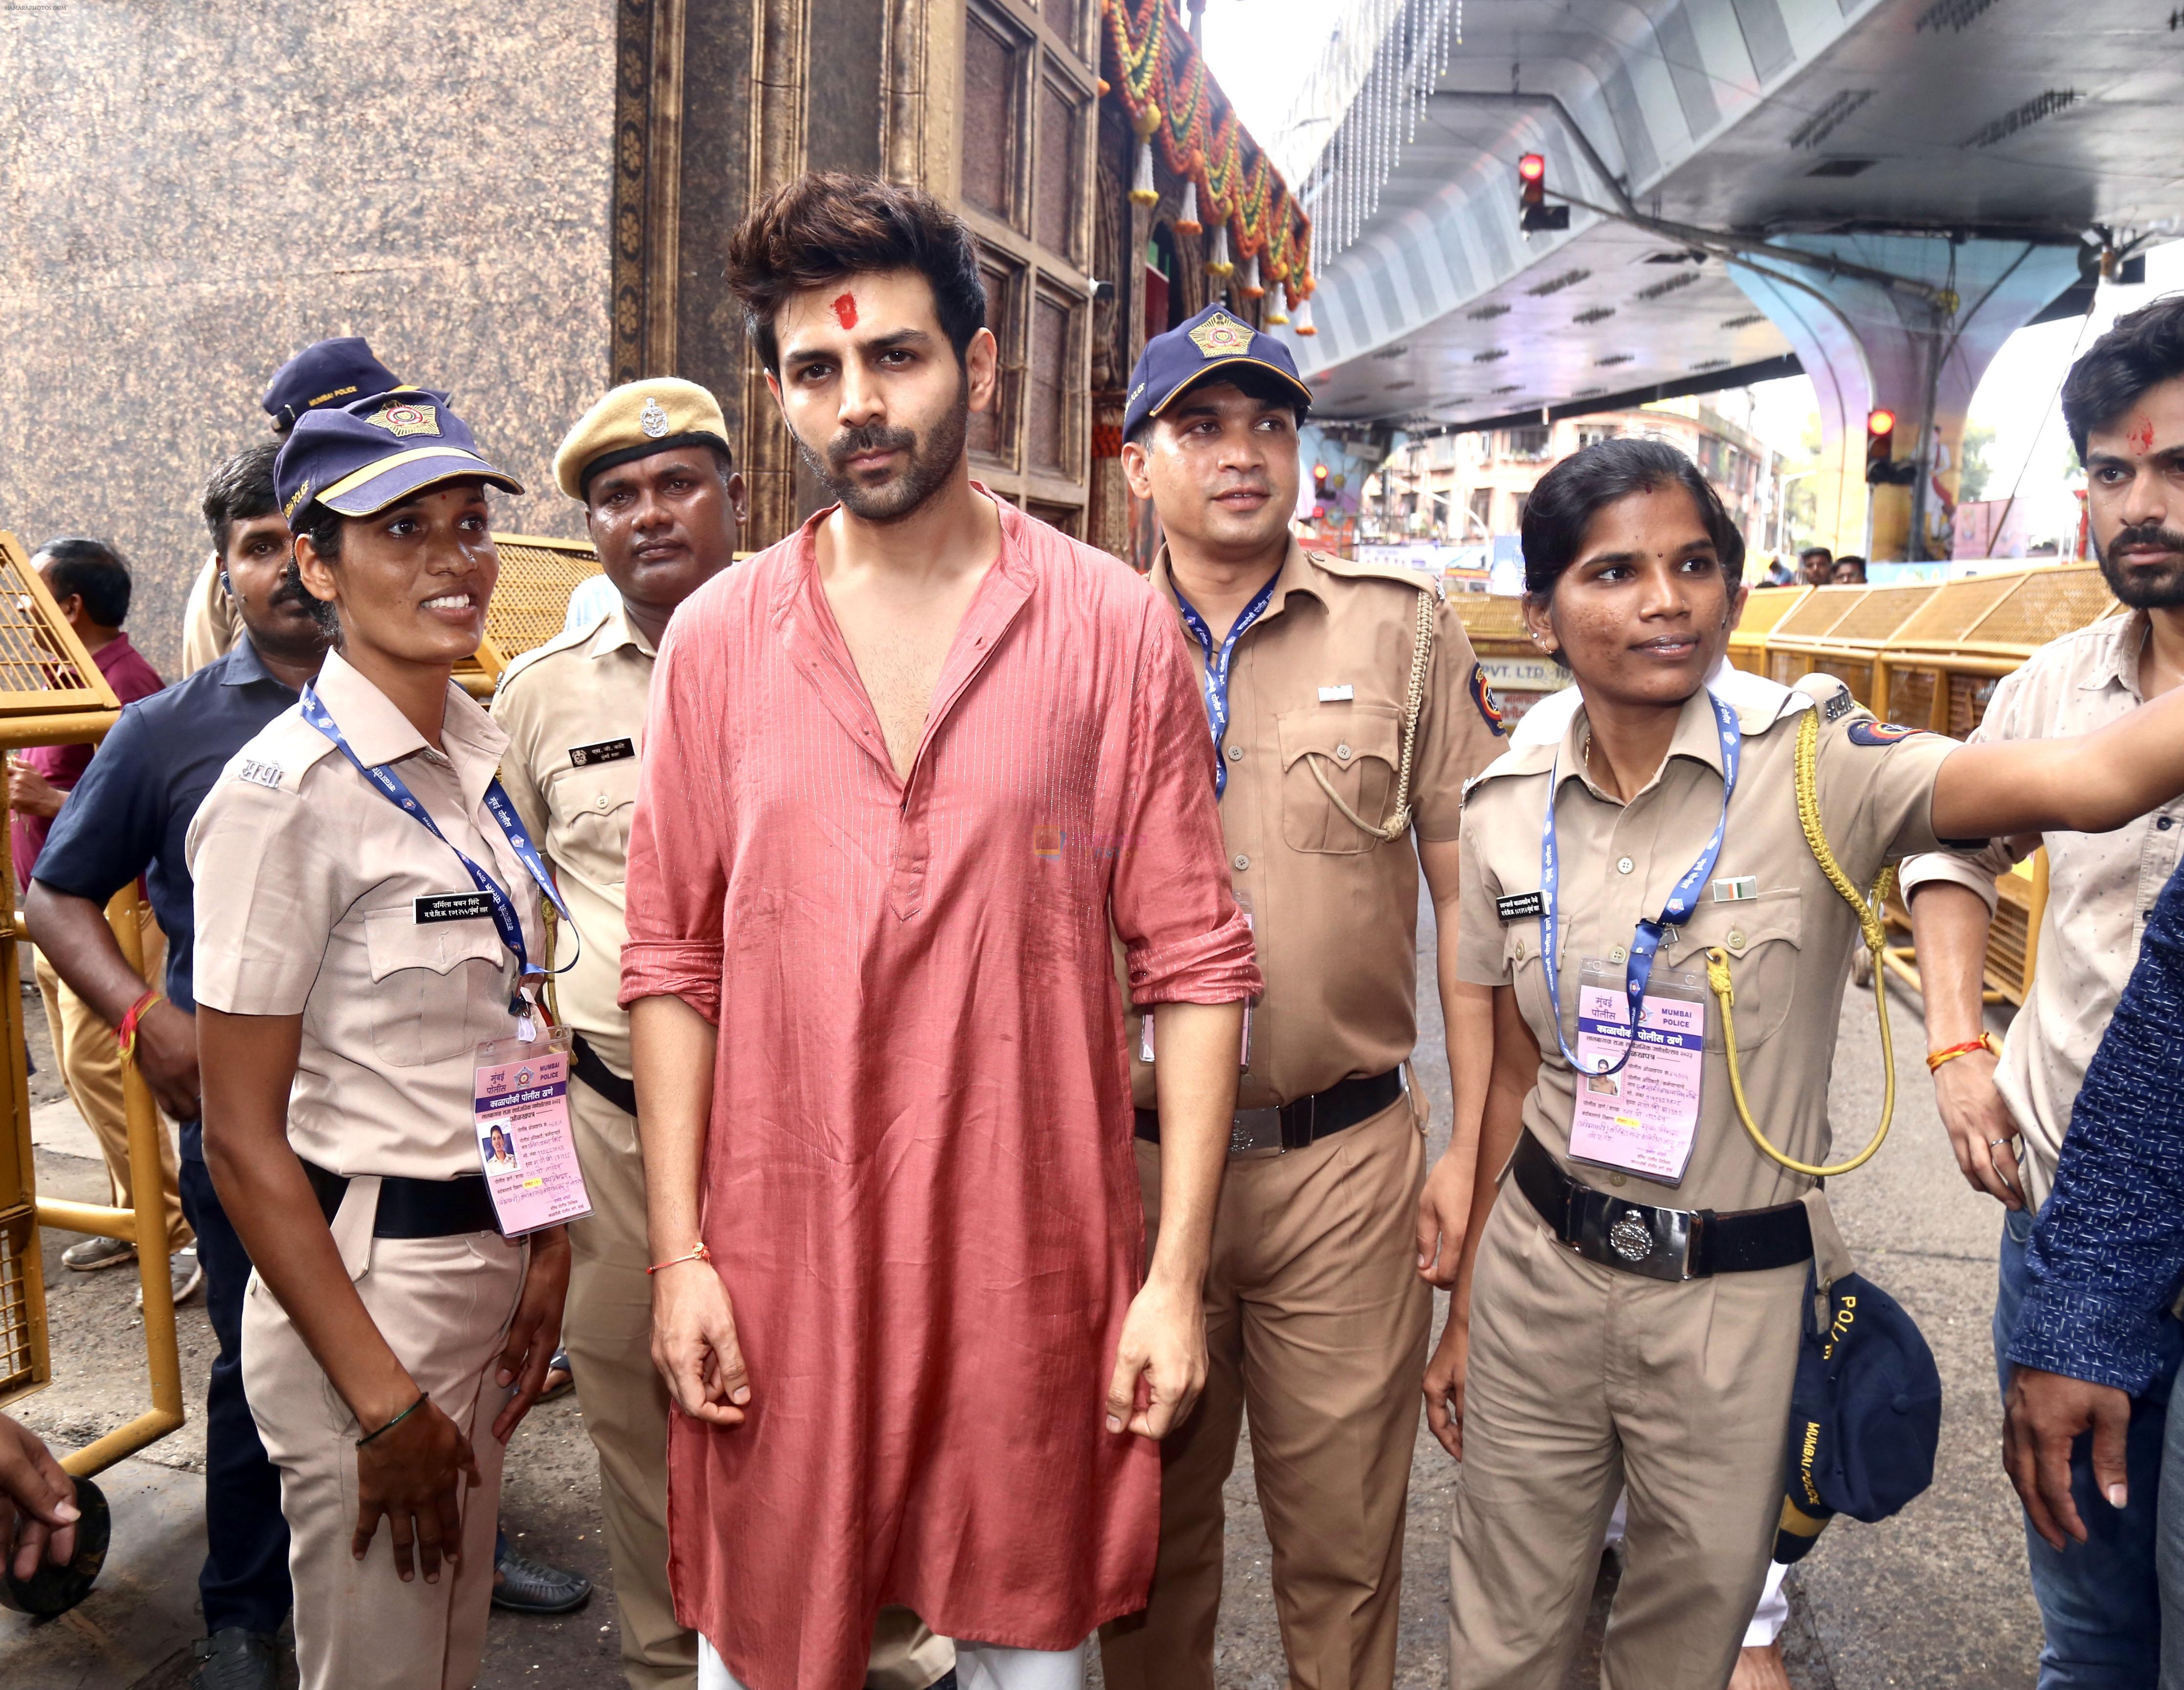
[188,391,572,1690]
[1426,436,2184,1690]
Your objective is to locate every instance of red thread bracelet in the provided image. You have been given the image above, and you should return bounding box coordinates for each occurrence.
[1926,1033,1999,1073]
[116,989,163,1061]
[647,1241,712,1275]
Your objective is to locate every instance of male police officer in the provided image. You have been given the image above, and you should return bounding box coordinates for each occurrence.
[493,379,950,1690]
[181,338,403,675]
[1099,306,1504,1690]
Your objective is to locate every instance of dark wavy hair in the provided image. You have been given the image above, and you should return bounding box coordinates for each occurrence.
[2061,293,2184,463]
[1519,437,1746,602]
[724,172,986,375]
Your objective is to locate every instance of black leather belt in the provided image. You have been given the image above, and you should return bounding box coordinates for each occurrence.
[1135,1067,1404,1158]
[1511,1129,1810,1282]
[571,1032,638,1116]
[302,1160,500,1239]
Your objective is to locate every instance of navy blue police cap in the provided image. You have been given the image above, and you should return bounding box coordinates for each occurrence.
[1774,1270,1942,1564]
[274,389,523,524]
[1123,303,1313,440]
[262,338,402,432]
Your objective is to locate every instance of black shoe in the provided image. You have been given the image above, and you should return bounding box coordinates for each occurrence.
[491,1546,591,1614]
[190,1628,280,1690]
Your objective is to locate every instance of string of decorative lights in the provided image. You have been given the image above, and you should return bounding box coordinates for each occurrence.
[1287,0,1460,261]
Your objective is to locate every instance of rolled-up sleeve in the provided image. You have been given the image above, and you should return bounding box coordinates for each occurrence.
[187,776,337,1016]
[1112,597,1262,1007]
[620,614,728,1022]
[2008,862,2184,1393]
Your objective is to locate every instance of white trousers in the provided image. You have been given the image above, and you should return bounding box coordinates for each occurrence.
[699,1633,1084,1690]
[1602,1492,1790,1648]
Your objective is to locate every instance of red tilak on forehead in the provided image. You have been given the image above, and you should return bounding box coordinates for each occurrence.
[2130,413,2157,453]
[831,292,858,330]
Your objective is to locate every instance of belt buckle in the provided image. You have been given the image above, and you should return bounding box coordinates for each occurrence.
[1575,1194,1695,1282]
[1229,1107,1285,1159]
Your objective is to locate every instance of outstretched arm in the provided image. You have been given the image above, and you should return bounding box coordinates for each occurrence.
[1932,684,2184,839]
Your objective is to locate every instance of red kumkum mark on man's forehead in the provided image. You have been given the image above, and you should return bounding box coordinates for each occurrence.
[2130,412,2157,453]
[831,292,858,330]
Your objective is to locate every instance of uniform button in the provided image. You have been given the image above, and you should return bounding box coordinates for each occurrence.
[1513,939,1528,960]
[1608,1172,1627,1188]
[1728,928,1746,949]
[1232,853,1250,871]
[2161,816,2175,831]
[1608,945,1627,963]
[1227,744,1244,762]
[1335,742,1353,762]
[594,793,610,811]
[1616,856,1635,875]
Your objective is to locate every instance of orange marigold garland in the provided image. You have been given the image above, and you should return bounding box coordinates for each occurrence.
[1100,0,1315,313]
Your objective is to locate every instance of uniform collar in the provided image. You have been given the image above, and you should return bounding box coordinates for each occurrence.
[221,635,291,690]
[1549,683,1743,799]
[1149,538,1325,623]
[310,647,508,796]
[584,598,657,661]
[2081,608,2150,700]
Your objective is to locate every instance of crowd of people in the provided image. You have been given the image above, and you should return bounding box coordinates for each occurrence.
[4,168,2184,1690]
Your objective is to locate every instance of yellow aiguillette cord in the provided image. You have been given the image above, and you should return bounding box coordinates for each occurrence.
[1705,707,1897,1180]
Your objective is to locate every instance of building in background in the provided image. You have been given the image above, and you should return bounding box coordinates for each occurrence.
[1363,391,1783,561]
[0,0,1307,670]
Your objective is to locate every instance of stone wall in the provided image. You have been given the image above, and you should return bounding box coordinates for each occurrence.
[0,2,618,675]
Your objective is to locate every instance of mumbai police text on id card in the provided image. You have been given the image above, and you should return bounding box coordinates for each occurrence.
[1565,957,1706,1186]
[473,1031,594,1236]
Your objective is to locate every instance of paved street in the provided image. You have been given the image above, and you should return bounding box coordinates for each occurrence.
[4,901,2047,1687]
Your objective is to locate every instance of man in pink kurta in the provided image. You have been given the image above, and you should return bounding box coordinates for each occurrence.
[625,173,1257,1690]
[622,484,1257,1685]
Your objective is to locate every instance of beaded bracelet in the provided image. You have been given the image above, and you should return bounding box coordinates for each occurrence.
[1926,1032,2001,1073]
[647,1241,712,1276]
[357,1392,428,1448]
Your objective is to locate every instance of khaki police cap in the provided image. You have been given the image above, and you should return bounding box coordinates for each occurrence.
[554,377,731,501]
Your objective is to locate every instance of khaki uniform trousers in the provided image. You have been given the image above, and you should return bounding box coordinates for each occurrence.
[1100,1094,1430,1690]
[34,939,190,1254]
[243,1186,525,1690]
[1448,1187,1805,1690]
[563,1076,952,1690]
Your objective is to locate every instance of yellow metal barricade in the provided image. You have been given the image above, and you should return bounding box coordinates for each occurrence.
[1727,586,1808,675]
[0,531,184,1477]
[454,533,605,698]
[1451,595,1569,731]
[1865,563,2118,1007]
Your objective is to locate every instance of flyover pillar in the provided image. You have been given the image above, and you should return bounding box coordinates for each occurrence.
[1729,237,2080,562]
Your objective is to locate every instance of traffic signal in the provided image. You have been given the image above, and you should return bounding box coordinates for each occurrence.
[1865,408,1916,486]
[1314,461,1331,506]
[1518,154,1569,233]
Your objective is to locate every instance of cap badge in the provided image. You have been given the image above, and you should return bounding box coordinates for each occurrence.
[639,396,670,439]
[367,401,440,439]
[1187,310,1253,361]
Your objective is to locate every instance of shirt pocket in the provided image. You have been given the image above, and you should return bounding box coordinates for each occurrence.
[362,906,510,1067]
[1660,888,1803,1052]
[547,759,640,883]
[1276,704,1403,855]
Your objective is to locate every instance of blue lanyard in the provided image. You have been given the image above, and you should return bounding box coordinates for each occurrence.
[300,683,572,1009]
[1174,573,1279,798]
[1539,693,1740,1077]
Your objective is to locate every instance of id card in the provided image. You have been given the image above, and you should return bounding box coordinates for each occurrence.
[1565,958,1706,1186]
[473,1030,594,1237]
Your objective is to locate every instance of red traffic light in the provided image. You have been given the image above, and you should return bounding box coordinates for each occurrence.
[1518,153,1545,183]
[1867,407,1896,437]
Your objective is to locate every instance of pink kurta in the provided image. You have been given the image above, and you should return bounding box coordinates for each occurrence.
[620,495,1260,1690]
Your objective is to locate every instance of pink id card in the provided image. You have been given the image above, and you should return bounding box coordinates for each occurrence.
[473,1033,594,1237]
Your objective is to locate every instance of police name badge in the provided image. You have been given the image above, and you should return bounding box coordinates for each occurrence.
[1565,957,1706,1186]
[472,1029,593,1238]
[567,737,635,768]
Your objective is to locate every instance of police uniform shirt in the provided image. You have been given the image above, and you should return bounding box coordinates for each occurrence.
[490,597,652,1079]
[1134,541,1506,1111]
[186,647,545,1180]
[1456,671,1959,1216]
